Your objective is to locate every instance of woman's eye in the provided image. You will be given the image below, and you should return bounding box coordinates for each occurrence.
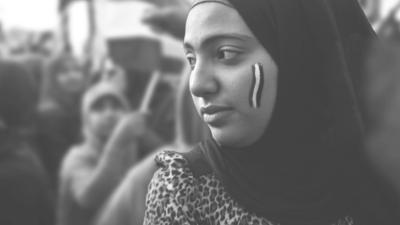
[187,57,196,69]
[218,50,239,60]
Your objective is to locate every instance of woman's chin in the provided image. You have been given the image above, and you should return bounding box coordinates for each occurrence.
[211,127,254,148]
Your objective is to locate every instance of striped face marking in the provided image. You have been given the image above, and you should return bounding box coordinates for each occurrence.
[249,63,264,108]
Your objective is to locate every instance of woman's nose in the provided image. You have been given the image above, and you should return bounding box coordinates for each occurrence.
[102,107,114,118]
[102,103,117,117]
[189,62,218,98]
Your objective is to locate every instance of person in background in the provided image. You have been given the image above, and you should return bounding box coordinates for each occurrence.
[33,53,87,190]
[95,55,210,225]
[144,0,394,224]
[90,56,168,158]
[57,81,144,225]
[0,60,54,225]
[98,58,128,92]
[94,2,212,224]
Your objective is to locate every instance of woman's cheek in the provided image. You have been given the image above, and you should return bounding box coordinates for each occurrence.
[115,111,126,121]
[248,63,264,109]
[88,113,102,132]
[232,63,265,110]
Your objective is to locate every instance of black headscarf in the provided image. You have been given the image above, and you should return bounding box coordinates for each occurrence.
[190,0,382,224]
[0,60,36,130]
[0,60,37,156]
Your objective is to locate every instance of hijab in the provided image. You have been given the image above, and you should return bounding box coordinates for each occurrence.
[81,81,131,149]
[0,60,37,156]
[0,61,36,129]
[190,0,380,224]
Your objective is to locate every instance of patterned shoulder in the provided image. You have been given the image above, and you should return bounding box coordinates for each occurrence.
[151,150,197,198]
[154,150,188,171]
[145,151,199,224]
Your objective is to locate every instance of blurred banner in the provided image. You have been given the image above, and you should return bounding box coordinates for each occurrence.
[94,0,186,72]
[97,0,161,72]
[99,0,157,39]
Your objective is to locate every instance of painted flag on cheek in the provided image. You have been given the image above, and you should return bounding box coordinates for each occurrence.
[249,63,264,108]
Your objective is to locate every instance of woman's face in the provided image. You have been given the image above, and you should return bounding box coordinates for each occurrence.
[184,2,278,147]
[87,95,127,140]
[57,59,86,94]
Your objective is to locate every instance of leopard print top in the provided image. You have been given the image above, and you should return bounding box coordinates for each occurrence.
[144,151,354,225]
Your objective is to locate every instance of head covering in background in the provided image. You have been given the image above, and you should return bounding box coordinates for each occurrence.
[8,52,46,100]
[82,81,130,121]
[0,60,37,158]
[192,0,387,224]
[0,60,55,225]
[81,81,131,146]
[0,60,36,129]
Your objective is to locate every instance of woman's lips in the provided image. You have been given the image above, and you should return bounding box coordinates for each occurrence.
[200,105,234,126]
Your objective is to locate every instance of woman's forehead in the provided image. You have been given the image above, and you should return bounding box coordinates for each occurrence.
[190,0,233,10]
[187,1,237,29]
[185,2,255,49]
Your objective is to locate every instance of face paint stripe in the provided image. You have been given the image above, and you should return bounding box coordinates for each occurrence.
[256,63,264,107]
[249,64,256,108]
[252,64,261,108]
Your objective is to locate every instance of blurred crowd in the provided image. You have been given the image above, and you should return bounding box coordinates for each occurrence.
[0,0,400,225]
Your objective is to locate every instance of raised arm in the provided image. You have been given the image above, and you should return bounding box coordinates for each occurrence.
[62,112,146,215]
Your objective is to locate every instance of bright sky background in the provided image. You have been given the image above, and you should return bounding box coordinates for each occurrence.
[383,0,400,17]
[0,0,59,31]
[0,0,399,31]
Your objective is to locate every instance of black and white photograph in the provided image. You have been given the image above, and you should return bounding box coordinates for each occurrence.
[0,0,399,224]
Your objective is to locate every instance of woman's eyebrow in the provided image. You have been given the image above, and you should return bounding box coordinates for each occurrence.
[184,33,253,50]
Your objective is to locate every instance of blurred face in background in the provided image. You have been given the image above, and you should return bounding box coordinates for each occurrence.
[185,2,279,148]
[57,57,86,94]
[102,61,128,91]
[87,95,127,140]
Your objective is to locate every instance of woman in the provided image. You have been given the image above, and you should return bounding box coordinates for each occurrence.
[0,60,54,225]
[94,49,210,225]
[144,0,394,224]
[34,53,87,189]
[58,81,141,225]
